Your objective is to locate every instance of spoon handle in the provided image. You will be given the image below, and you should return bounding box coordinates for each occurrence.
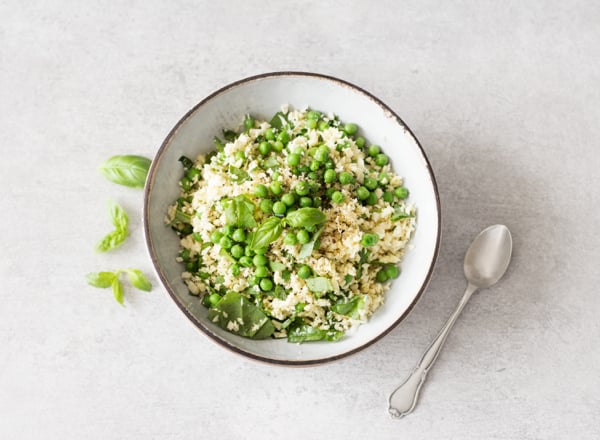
[388,283,478,418]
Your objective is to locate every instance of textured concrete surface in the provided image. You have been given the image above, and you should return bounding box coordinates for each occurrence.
[1,1,599,439]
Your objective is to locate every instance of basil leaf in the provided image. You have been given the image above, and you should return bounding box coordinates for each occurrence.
[222,195,257,228]
[263,156,280,169]
[213,137,225,152]
[331,295,365,318]
[392,206,415,221]
[95,201,129,252]
[126,269,152,292]
[287,322,343,343]
[250,217,283,250]
[285,208,326,228]
[356,249,370,279]
[269,112,287,129]
[298,225,324,259]
[112,277,124,305]
[228,165,250,183]
[86,271,116,288]
[305,277,334,293]
[207,291,275,339]
[269,261,287,272]
[99,155,151,188]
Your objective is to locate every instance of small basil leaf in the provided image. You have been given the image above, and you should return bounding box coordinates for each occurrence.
[109,200,129,232]
[112,277,124,305]
[305,277,334,293]
[269,112,287,129]
[222,129,237,142]
[263,156,280,169]
[250,217,283,250]
[213,137,225,152]
[178,155,194,169]
[99,155,152,188]
[95,229,127,253]
[228,165,250,183]
[207,291,275,339]
[222,195,257,228]
[126,269,152,292]
[392,206,415,221]
[287,322,343,343]
[331,295,365,318]
[285,208,326,228]
[269,261,287,272]
[86,271,116,288]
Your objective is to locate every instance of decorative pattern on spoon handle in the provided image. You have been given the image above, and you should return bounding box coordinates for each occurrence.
[388,283,478,418]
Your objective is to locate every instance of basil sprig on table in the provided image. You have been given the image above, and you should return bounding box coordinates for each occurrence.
[86,269,152,305]
[99,155,151,188]
[95,200,129,252]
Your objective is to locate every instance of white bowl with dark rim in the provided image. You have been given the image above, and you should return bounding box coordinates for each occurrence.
[143,72,440,366]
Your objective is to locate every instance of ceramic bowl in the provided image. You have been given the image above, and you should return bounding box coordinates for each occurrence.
[143,72,440,365]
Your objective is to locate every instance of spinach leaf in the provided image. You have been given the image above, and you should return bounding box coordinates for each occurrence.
[222,129,237,142]
[331,295,365,318]
[207,291,275,339]
[285,208,326,228]
[99,155,152,188]
[305,277,334,293]
[221,195,257,228]
[269,112,287,129]
[298,225,324,259]
[250,216,283,250]
[95,200,129,252]
[392,206,415,221]
[228,165,250,183]
[287,322,343,343]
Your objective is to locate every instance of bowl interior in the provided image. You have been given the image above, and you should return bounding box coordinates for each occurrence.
[144,73,440,365]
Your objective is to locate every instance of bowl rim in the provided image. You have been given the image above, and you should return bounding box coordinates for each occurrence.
[143,71,441,366]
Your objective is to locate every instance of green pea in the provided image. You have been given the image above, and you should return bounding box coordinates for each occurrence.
[221,225,235,236]
[244,246,255,257]
[219,236,233,249]
[208,293,222,306]
[307,171,319,181]
[364,177,378,190]
[299,196,313,208]
[356,186,370,200]
[255,184,269,198]
[307,110,321,120]
[231,264,241,276]
[284,233,298,245]
[309,160,320,171]
[281,193,296,207]
[186,168,201,180]
[384,264,400,279]
[253,254,267,267]
[375,153,389,166]
[313,197,322,208]
[297,230,310,244]
[255,266,269,278]
[230,244,244,259]
[343,123,358,135]
[232,228,246,242]
[355,137,366,148]
[272,172,281,181]
[258,141,271,155]
[287,153,301,167]
[259,278,274,291]
[314,145,329,162]
[318,120,329,130]
[273,201,287,215]
[234,151,246,163]
[383,191,394,203]
[378,172,390,185]
[239,255,253,267]
[324,169,337,184]
[244,114,255,130]
[210,231,223,244]
[366,191,378,206]
[277,131,290,144]
[260,198,273,214]
[376,269,389,283]
[331,190,345,204]
[324,160,335,169]
[272,140,284,152]
[270,180,282,195]
[254,247,267,255]
[361,233,379,247]
[306,119,317,129]
[338,171,355,185]
[394,187,409,199]
[298,265,311,279]
[295,181,310,196]
[368,144,380,157]
[326,187,336,198]
[265,128,275,140]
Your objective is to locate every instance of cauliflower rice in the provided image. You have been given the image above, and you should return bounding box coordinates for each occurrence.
[166,106,416,342]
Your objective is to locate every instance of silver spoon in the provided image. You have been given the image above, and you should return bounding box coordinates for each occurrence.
[388,224,513,418]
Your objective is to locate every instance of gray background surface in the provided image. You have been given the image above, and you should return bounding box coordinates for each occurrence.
[1,1,599,439]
